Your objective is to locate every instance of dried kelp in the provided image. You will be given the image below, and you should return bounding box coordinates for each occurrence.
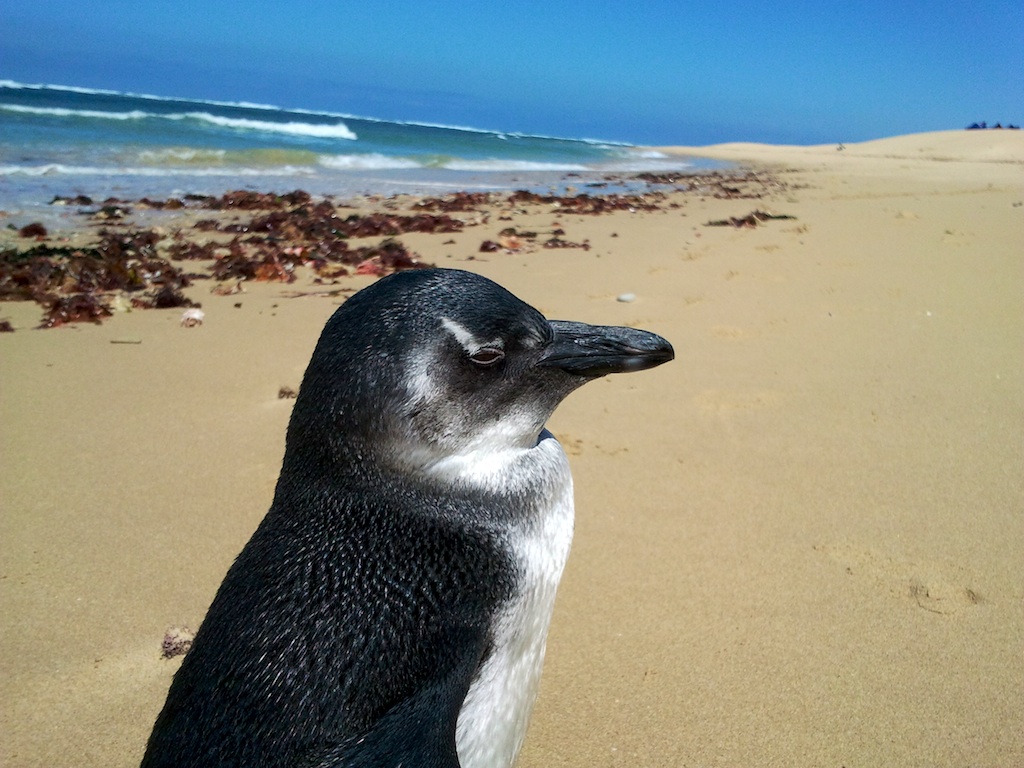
[705,210,796,228]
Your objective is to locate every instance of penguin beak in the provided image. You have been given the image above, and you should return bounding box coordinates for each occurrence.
[538,320,674,378]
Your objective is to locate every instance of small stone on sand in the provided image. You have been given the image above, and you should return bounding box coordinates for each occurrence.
[161,626,195,659]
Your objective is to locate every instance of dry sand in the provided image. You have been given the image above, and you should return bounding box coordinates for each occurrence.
[2,130,1022,766]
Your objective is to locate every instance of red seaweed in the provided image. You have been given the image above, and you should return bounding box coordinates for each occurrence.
[5,173,786,327]
[49,195,94,206]
[131,286,200,310]
[18,222,48,238]
[38,293,113,328]
[543,236,591,250]
[412,192,494,212]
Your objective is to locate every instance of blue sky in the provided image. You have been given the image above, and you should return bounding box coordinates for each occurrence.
[2,0,1021,145]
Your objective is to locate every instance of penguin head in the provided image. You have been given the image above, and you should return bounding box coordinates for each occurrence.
[286,268,673,478]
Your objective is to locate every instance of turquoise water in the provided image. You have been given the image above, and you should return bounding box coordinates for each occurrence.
[1,81,720,212]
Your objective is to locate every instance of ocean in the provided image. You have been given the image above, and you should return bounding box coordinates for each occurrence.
[1,81,722,221]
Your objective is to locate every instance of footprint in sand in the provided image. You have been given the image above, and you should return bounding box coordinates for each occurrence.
[711,325,746,340]
[908,579,985,614]
[693,388,782,414]
[815,543,984,616]
[553,435,627,458]
[557,435,584,456]
[940,229,973,246]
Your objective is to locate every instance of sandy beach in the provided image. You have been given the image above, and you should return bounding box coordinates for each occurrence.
[2,129,1022,766]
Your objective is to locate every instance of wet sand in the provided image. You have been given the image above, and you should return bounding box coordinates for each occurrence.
[2,130,1022,766]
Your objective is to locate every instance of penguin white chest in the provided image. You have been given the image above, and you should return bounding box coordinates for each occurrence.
[454,435,575,768]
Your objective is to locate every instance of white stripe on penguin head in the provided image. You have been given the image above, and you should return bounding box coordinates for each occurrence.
[441,316,503,355]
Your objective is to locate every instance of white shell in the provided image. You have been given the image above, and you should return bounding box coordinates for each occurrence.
[180,308,205,327]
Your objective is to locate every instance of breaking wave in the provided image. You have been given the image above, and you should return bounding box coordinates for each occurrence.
[0,102,357,140]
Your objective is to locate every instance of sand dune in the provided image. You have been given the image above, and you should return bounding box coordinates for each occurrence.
[660,128,1024,163]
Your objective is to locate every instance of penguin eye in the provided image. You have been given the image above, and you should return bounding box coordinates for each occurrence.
[469,348,505,366]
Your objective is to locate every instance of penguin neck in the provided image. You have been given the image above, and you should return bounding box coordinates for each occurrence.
[281,403,567,517]
[410,428,567,498]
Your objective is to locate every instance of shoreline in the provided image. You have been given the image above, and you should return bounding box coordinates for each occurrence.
[2,130,1022,766]
[0,161,735,241]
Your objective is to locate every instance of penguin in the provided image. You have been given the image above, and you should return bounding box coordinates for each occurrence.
[141,267,673,768]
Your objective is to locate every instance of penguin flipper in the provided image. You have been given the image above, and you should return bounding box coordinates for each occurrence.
[301,629,483,768]
[303,722,456,767]
[302,681,467,768]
